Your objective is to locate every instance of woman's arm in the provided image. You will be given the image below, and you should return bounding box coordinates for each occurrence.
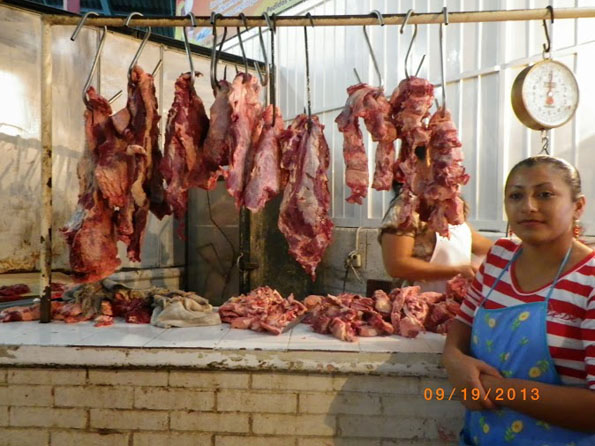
[443,320,500,410]
[481,374,595,432]
[469,225,493,257]
[380,232,476,281]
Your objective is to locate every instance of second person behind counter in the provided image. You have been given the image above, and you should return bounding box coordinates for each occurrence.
[379,146,493,293]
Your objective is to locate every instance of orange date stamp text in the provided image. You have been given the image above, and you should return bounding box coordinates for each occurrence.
[423,387,540,401]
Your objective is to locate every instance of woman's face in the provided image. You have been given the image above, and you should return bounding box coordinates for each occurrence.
[504,164,584,245]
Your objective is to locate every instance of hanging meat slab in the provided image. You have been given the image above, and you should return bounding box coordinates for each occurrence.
[161,72,210,221]
[336,83,398,202]
[203,79,232,170]
[61,87,121,282]
[243,105,285,212]
[278,114,334,281]
[112,65,166,261]
[225,73,263,209]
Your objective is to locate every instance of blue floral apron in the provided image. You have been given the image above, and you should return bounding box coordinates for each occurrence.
[460,245,595,446]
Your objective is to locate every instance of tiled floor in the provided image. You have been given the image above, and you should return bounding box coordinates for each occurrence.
[0,320,445,353]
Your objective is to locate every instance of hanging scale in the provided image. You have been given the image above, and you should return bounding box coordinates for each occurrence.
[511,7,579,154]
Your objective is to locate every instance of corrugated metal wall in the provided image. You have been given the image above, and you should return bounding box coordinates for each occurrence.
[224,0,595,234]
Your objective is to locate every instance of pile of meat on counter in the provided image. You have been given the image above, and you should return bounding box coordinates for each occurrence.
[0,280,220,328]
[64,66,334,285]
[336,76,469,238]
[218,286,307,335]
[302,274,469,342]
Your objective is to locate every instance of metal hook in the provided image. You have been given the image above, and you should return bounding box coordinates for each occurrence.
[210,13,228,92]
[304,13,314,126]
[237,13,249,73]
[125,12,152,80]
[71,12,108,108]
[540,129,550,155]
[438,7,448,111]
[401,9,425,79]
[254,23,269,86]
[542,5,554,56]
[264,12,276,122]
[182,12,196,85]
[361,10,384,88]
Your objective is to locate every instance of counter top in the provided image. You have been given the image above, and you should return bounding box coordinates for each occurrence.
[0,320,446,377]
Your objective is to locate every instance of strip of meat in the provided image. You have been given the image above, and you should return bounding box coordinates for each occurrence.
[161,72,210,221]
[225,73,263,208]
[244,105,285,212]
[336,83,397,203]
[278,114,334,281]
[61,87,121,282]
[425,107,470,236]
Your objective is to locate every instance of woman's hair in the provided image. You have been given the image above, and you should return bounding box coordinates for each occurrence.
[505,155,582,202]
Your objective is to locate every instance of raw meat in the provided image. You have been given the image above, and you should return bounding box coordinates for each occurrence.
[225,73,263,208]
[335,83,398,203]
[278,114,334,281]
[62,87,121,282]
[161,72,211,222]
[243,105,285,212]
[219,286,307,335]
[203,79,232,169]
[389,77,434,231]
[445,274,471,302]
[424,108,470,236]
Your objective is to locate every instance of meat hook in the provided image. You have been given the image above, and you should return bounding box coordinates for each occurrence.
[361,10,384,88]
[254,16,270,87]
[125,12,152,80]
[401,9,426,79]
[182,12,197,86]
[438,7,448,112]
[237,13,250,73]
[542,5,554,57]
[210,13,228,92]
[264,12,276,123]
[304,12,314,127]
[71,11,107,108]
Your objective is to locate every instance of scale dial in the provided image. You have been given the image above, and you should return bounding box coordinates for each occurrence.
[511,59,579,130]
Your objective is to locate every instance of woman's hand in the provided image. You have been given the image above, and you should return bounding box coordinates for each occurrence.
[443,349,502,411]
[455,264,478,280]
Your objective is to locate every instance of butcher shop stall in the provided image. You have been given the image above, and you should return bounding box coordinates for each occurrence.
[1,0,595,444]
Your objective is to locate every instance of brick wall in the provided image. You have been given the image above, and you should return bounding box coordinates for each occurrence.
[0,367,463,445]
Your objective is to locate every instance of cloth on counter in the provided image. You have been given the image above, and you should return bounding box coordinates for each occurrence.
[151,292,221,328]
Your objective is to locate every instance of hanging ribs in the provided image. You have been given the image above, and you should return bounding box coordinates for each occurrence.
[278,114,334,281]
[335,83,398,203]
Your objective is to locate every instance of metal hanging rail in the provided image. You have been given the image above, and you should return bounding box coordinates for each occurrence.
[44,7,595,27]
[36,6,595,322]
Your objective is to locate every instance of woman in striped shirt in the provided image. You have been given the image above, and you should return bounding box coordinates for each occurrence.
[443,155,595,445]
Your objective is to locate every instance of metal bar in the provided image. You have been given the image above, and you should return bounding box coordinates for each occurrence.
[43,8,595,27]
[40,17,53,323]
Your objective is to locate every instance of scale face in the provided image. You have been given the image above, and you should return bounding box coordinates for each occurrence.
[511,59,579,130]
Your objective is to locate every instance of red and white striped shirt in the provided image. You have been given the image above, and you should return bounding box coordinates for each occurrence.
[456,238,595,390]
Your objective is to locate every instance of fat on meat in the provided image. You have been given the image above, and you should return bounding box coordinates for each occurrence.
[243,105,285,212]
[335,83,397,203]
[161,72,210,222]
[225,73,263,208]
[278,114,334,281]
[61,87,121,282]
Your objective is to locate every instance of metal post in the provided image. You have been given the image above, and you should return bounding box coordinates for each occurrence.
[40,18,53,323]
